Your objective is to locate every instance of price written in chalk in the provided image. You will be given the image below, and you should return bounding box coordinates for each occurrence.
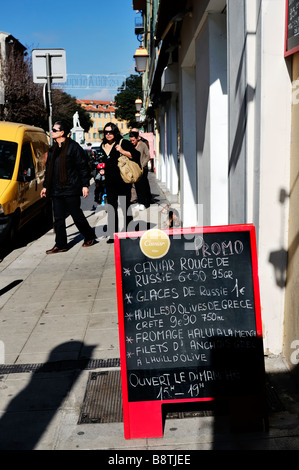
[117,229,262,402]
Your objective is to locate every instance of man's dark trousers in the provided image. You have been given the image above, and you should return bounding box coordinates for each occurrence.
[52,195,94,248]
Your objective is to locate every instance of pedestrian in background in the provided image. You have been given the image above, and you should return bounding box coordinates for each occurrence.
[129,129,151,210]
[41,121,95,253]
[93,160,106,209]
[100,122,140,243]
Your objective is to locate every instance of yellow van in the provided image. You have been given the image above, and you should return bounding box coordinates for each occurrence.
[0,122,49,242]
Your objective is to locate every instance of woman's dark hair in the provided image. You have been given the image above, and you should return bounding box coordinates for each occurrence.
[102,122,121,144]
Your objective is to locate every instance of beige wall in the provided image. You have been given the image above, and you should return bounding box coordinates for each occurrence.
[77,100,130,144]
[283,52,299,374]
[85,113,130,144]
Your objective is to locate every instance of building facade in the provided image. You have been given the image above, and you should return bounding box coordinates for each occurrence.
[133,0,299,375]
[76,99,130,144]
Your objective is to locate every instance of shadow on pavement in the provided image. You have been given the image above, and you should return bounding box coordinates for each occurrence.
[0,342,95,450]
[0,210,53,262]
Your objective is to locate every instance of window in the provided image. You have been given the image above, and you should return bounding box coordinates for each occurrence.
[18,142,35,182]
[0,140,17,179]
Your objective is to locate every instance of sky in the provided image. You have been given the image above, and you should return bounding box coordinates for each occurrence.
[1,0,139,101]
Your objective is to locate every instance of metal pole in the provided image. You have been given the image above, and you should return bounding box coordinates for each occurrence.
[46,53,53,145]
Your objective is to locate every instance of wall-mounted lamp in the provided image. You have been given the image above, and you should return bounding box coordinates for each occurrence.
[135,97,143,112]
[134,45,149,72]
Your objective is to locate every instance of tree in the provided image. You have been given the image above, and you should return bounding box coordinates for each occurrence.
[114,74,143,128]
[51,88,92,132]
[0,44,48,127]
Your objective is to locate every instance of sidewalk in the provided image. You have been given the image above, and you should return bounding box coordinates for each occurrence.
[0,173,299,451]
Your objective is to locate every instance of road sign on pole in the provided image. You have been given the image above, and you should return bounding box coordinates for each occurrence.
[32,49,66,83]
[32,49,66,144]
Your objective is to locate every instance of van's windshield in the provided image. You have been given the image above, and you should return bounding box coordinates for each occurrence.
[0,140,18,179]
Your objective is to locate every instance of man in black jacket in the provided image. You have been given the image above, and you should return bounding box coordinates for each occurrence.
[41,121,95,253]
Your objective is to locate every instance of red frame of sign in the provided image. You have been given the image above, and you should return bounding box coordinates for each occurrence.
[285,0,299,57]
[114,224,263,439]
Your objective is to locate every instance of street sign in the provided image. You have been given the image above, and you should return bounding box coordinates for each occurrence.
[32,49,66,83]
[114,225,266,439]
[32,49,67,144]
[285,0,299,56]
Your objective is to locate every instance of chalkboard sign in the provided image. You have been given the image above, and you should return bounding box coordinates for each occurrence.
[285,0,299,56]
[114,225,265,439]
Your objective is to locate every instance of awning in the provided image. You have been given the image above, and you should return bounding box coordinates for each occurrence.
[155,0,188,43]
[132,0,146,11]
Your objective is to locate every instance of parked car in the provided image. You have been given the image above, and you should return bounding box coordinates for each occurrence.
[0,122,49,243]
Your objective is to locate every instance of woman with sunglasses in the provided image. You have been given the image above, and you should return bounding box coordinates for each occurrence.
[40,120,95,253]
[99,122,140,243]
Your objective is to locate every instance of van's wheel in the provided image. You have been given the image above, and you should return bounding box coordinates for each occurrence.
[8,212,19,245]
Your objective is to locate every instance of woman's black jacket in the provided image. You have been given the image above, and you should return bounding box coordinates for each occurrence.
[44,139,91,197]
[97,139,140,190]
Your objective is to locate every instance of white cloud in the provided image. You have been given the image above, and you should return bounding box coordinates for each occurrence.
[83,89,116,101]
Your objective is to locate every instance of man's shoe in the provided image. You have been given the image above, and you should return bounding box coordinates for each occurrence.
[82,239,95,247]
[106,237,114,244]
[46,246,67,254]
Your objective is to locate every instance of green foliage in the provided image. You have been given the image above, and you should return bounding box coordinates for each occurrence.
[114,74,143,128]
[52,88,92,132]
